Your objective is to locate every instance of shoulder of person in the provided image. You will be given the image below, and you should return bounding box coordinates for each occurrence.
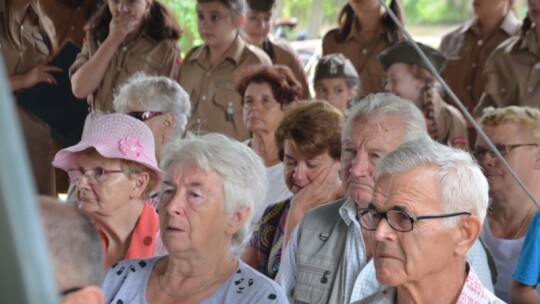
[299,197,347,231]
[268,37,296,54]
[183,44,204,61]
[244,43,272,64]
[230,261,288,302]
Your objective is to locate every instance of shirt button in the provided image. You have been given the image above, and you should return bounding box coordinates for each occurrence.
[20,25,24,30]
[196,118,202,124]
[528,87,534,94]
[70,26,75,31]
[122,46,127,52]
[467,85,472,91]
[362,48,367,55]
[501,88,506,93]
[76,6,81,11]
[477,40,483,46]
[472,62,477,68]
[202,95,207,101]
[206,72,211,76]
[535,63,540,70]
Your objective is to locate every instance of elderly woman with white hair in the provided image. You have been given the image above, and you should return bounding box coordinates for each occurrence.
[101,133,287,303]
[114,73,191,159]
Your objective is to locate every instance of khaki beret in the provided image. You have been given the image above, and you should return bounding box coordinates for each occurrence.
[314,53,359,81]
[246,0,275,12]
[379,41,447,74]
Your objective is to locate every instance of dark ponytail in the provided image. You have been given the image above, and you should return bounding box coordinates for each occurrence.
[336,4,354,43]
[513,13,532,52]
[381,0,404,42]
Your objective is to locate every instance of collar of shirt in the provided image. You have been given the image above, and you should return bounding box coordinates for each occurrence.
[364,264,501,304]
[345,17,389,43]
[518,25,540,57]
[339,197,360,226]
[190,34,245,68]
[461,12,520,38]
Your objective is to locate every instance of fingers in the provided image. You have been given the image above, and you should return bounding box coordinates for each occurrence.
[41,72,58,85]
[41,65,63,73]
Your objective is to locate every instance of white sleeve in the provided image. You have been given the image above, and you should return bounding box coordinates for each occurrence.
[275,225,300,303]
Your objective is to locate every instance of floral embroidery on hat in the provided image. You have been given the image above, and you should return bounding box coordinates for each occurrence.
[119,137,143,158]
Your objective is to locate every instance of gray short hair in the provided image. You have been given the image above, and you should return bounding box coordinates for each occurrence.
[160,133,267,252]
[38,196,104,289]
[342,93,427,142]
[114,73,192,138]
[375,137,489,227]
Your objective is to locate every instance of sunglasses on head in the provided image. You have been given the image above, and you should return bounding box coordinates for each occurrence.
[127,111,164,122]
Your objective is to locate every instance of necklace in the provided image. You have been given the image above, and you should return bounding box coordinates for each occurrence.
[158,258,237,298]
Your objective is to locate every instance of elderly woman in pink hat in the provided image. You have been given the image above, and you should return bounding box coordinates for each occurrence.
[53,113,162,267]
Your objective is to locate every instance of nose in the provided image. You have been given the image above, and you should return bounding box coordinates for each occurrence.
[75,174,92,191]
[374,216,394,241]
[163,191,187,216]
[480,150,497,168]
[349,152,372,178]
[293,163,308,183]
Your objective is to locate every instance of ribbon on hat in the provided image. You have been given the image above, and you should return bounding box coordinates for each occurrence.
[119,136,143,158]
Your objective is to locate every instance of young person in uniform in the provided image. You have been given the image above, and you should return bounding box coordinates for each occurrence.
[313,53,360,113]
[179,0,271,141]
[322,0,404,96]
[379,41,468,148]
[241,0,309,99]
[1,0,60,195]
[439,0,520,146]
[70,0,181,129]
[475,0,540,115]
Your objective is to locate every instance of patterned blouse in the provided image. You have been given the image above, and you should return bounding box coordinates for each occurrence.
[249,198,292,279]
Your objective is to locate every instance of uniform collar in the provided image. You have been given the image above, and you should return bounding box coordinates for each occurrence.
[346,18,388,43]
[338,197,359,226]
[189,34,245,67]
[462,12,521,36]
[518,25,540,55]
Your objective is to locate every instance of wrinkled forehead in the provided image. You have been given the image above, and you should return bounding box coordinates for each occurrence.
[342,116,406,150]
[372,168,441,212]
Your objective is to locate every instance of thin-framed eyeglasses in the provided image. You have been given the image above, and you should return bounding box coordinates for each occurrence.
[127,111,164,122]
[472,143,538,160]
[357,207,471,232]
[67,168,129,185]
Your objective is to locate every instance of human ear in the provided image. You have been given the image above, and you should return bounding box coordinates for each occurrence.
[131,172,150,198]
[453,215,482,257]
[225,206,250,235]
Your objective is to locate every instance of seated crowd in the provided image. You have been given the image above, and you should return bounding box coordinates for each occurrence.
[4,0,540,303]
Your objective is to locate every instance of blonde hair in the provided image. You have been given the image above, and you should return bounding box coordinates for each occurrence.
[478,106,540,141]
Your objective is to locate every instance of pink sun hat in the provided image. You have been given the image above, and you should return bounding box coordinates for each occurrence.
[52,113,163,183]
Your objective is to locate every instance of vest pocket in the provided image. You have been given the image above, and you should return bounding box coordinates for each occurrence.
[294,264,331,304]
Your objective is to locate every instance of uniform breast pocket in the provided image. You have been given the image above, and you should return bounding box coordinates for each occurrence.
[294,263,332,304]
[213,88,242,123]
[125,53,164,74]
[483,71,515,103]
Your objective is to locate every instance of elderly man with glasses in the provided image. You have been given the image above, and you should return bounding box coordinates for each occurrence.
[277,93,493,303]
[354,137,502,303]
[473,106,540,302]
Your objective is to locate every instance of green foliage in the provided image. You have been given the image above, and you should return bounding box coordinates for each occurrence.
[161,0,201,52]
[403,0,471,25]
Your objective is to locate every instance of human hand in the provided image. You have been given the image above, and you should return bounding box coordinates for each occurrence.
[290,162,344,213]
[22,63,62,88]
[107,10,141,44]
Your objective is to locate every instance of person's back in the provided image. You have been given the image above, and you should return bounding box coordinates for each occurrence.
[39,196,104,304]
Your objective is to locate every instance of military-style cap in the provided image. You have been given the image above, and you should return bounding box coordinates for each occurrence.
[378,41,447,74]
[314,53,359,81]
[246,0,275,12]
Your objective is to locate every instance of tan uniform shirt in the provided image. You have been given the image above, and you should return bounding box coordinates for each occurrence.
[432,93,469,148]
[0,4,57,195]
[439,13,520,115]
[322,19,398,95]
[70,32,180,112]
[264,37,310,99]
[179,35,272,141]
[475,27,540,116]
[37,0,95,48]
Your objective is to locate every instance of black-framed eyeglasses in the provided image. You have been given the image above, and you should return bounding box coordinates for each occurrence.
[472,143,538,160]
[59,286,83,297]
[127,111,164,122]
[67,168,128,184]
[357,207,471,232]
